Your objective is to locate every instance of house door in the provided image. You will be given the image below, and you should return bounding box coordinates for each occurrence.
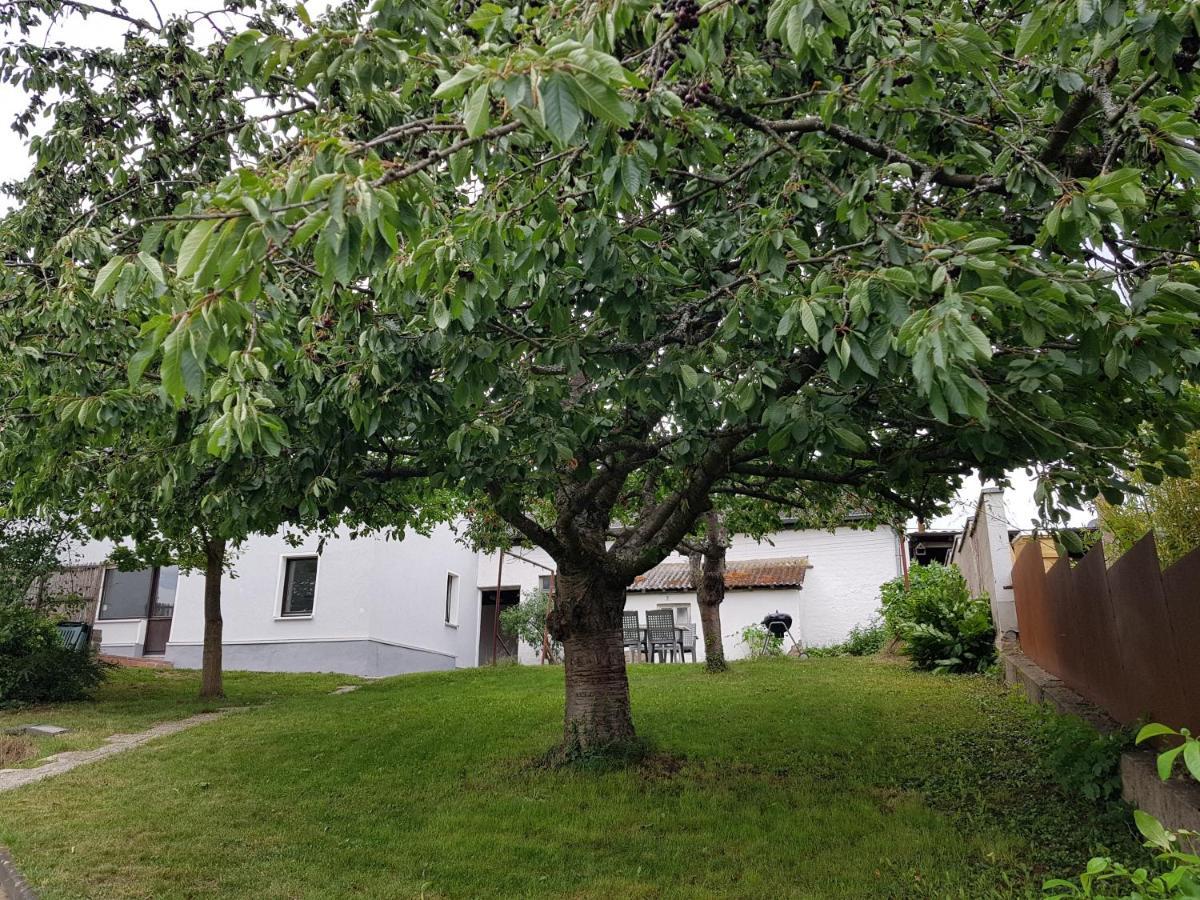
[479,589,521,664]
[142,566,179,655]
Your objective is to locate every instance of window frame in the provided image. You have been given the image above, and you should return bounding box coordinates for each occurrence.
[97,567,158,621]
[444,571,460,627]
[278,554,319,619]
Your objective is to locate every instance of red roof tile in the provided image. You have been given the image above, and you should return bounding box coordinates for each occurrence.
[627,557,810,592]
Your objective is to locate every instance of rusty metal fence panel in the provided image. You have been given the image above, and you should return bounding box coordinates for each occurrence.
[1012,533,1199,732]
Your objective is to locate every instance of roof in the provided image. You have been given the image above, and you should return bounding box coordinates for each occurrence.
[627,557,811,593]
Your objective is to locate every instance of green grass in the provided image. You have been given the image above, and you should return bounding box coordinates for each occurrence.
[0,666,357,766]
[0,659,1143,899]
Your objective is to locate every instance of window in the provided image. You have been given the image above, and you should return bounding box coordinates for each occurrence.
[151,566,179,618]
[281,557,318,617]
[98,568,155,620]
[538,575,553,594]
[445,573,460,626]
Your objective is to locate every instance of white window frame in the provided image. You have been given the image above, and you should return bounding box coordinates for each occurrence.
[444,571,460,627]
[276,553,319,620]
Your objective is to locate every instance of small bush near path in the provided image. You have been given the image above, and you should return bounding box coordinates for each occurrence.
[0,659,1142,899]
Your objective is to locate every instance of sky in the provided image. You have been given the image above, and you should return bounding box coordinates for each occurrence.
[0,1,1094,536]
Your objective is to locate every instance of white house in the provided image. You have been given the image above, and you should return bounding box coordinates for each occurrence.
[69,522,903,676]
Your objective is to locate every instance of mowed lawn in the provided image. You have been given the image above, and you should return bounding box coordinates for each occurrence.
[0,667,357,767]
[0,659,1141,899]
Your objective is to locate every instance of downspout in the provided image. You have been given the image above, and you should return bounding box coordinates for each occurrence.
[492,551,505,665]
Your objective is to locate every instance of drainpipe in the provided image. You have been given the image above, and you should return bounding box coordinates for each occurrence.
[492,551,505,665]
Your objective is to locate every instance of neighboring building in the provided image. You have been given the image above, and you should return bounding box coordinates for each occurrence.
[66,521,904,676]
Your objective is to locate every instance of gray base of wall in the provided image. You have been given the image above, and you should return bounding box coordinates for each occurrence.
[164,640,456,678]
[98,642,142,658]
[1004,648,1200,846]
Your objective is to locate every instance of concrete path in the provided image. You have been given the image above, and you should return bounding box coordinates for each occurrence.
[0,711,229,794]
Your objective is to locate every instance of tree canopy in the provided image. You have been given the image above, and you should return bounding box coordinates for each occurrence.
[3,0,1200,748]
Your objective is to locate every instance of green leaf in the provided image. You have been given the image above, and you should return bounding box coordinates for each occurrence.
[1136,723,1179,744]
[631,227,661,243]
[817,0,850,32]
[1184,740,1200,782]
[93,256,125,298]
[463,81,490,138]
[137,251,165,285]
[1077,0,1098,25]
[680,364,699,388]
[1162,143,1200,182]
[1134,810,1172,849]
[1015,7,1047,57]
[831,425,865,452]
[539,73,581,146]
[433,64,485,100]
[1157,744,1185,781]
[963,237,1006,253]
[800,303,820,343]
[466,2,504,33]
[565,70,631,128]
[176,220,216,279]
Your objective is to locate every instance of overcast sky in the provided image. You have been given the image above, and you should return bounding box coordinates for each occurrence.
[0,0,1093,535]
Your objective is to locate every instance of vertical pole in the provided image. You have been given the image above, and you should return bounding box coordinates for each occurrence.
[541,571,556,664]
[899,528,910,590]
[492,551,505,665]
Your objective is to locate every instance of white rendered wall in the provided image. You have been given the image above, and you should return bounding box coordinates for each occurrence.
[478,526,902,662]
[167,523,482,668]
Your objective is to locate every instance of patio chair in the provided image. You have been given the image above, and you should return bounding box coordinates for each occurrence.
[678,623,697,663]
[645,609,682,663]
[622,611,644,662]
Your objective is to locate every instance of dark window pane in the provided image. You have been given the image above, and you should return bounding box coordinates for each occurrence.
[151,566,179,618]
[282,557,318,616]
[99,568,154,620]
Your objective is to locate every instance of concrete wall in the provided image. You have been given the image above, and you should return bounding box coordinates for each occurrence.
[951,488,1018,639]
[479,525,903,661]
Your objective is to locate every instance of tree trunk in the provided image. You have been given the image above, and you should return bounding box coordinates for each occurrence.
[692,510,729,673]
[548,569,636,754]
[200,537,226,700]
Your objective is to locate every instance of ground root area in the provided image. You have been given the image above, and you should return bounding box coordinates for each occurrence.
[0,658,1141,899]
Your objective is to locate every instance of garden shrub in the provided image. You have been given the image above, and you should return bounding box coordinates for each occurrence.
[879,562,996,674]
[0,603,106,707]
[498,588,561,662]
[806,615,887,657]
[740,623,783,659]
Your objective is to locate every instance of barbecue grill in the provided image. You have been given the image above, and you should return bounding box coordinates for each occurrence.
[760,611,802,655]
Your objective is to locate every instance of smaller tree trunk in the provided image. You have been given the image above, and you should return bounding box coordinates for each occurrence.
[200,536,226,700]
[692,510,729,673]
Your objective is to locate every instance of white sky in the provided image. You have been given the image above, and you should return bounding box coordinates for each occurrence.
[0,1,1093,534]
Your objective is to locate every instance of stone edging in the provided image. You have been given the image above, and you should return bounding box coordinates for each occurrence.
[1003,648,1200,844]
[0,846,38,900]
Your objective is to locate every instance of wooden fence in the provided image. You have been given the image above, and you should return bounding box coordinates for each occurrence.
[1012,533,1200,732]
[28,564,105,625]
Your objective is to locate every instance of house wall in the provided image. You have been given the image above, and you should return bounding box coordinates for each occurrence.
[164,524,480,677]
[951,488,1018,640]
[478,525,903,661]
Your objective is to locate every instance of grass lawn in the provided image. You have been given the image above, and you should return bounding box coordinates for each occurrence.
[0,667,357,767]
[0,658,1142,899]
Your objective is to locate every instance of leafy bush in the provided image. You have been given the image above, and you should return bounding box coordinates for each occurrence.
[1037,710,1132,803]
[1044,724,1200,898]
[498,588,561,662]
[880,563,996,674]
[806,615,887,657]
[0,603,106,707]
[740,624,783,659]
[842,616,887,656]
